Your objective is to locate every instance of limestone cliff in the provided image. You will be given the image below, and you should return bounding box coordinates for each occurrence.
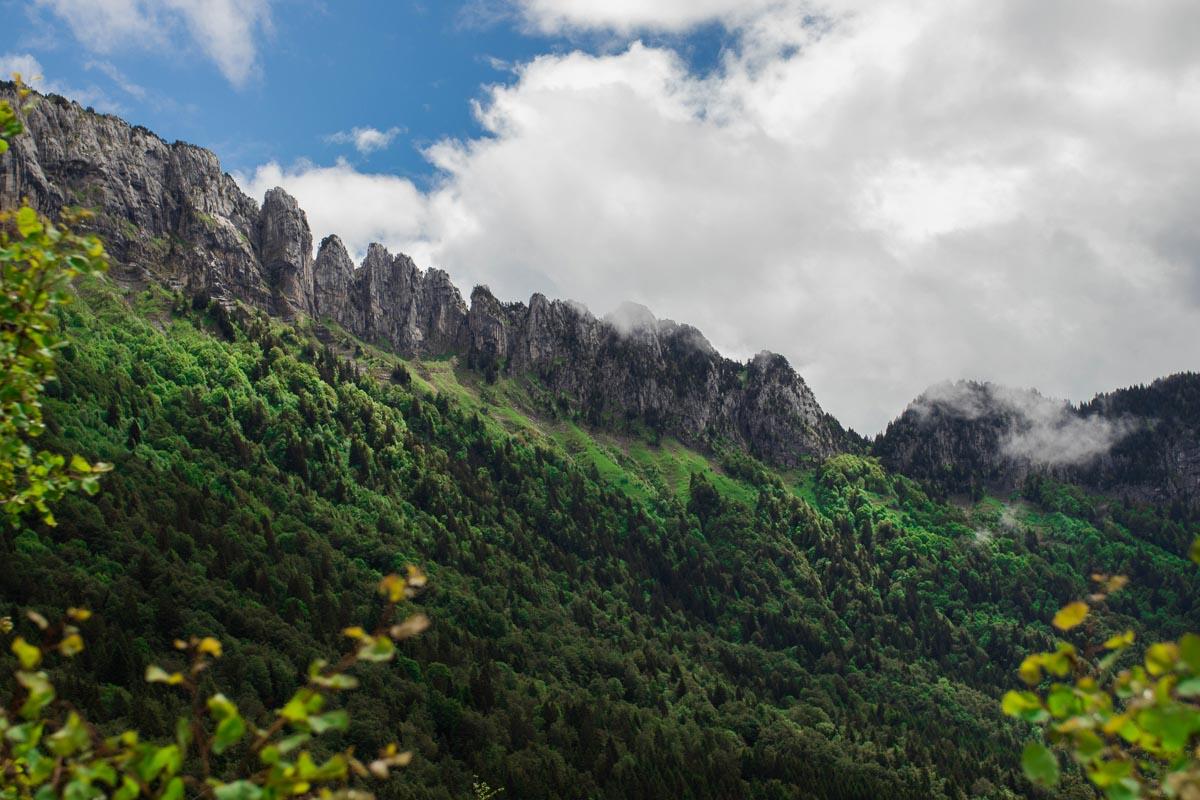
[0,84,852,465]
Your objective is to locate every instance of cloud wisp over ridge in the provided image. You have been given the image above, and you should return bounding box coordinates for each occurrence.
[239,0,1200,432]
[913,381,1137,468]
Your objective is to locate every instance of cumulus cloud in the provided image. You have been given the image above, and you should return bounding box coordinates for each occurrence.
[34,0,271,87]
[235,159,430,263]
[513,0,784,34]
[241,0,1200,432]
[325,126,403,155]
[914,381,1136,467]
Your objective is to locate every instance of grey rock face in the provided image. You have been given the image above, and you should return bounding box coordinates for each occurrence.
[0,88,271,308]
[316,243,470,356]
[456,289,849,464]
[260,187,314,317]
[1,83,851,465]
[313,235,354,318]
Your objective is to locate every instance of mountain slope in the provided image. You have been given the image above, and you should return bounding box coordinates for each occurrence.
[1,276,1192,799]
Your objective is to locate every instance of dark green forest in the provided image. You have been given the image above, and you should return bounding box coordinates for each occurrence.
[3,278,1198,799]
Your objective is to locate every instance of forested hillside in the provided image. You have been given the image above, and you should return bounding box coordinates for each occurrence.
[5,276,1197,799]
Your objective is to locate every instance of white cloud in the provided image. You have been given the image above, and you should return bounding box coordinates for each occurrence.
[913,382,1136,467]
[235,159,430,263]
[243,0,1200,433]
[0,52,123,112]
[325,126,403,155]
[0,53,46,84]
[34,0,271,87]
[513,0,785,34]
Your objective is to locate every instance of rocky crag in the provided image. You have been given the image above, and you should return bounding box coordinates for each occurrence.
[874,378,1200,510]
[1,84,851,465]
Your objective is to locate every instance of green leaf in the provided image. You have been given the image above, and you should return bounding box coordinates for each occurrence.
[175,716,193,750]
[1137,706,1200,751]
[207,692,238,721]
[160,778,185,800]
[1021,741,1060,786]
[1046,686,1077,718]
[1180,633,1200,672]
[1002,691,1048,722]
[307,710,349,734]
[63,779,94,800]
[1189,536,1200,565]
[1103,630,1135,650]
[1052,602,1088,631]
[1145,642,1180,676]
[280,689,321,723]
[11,636,41,669]
[46,711,90,756]
[16,206,43,238]
[276,733,310,754]
[1176,677,1200,697]
[213,781,263,800]
[296,752,348,782]
[1088,759,1133,788]
[16,670,56,719]
[311,672,358,690]
[212,714,245,755]
[357,635,395,663]
[111,776,140,800]
[1018,655,1042,686]
[1072,729,1104,761]
[4,720,45,746]
[140,744,182,783]
[1103,778,1140,800]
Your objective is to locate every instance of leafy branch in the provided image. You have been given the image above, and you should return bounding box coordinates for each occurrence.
[1,568,430,799]
[1003,550,1200,800]
[1,73,111,527]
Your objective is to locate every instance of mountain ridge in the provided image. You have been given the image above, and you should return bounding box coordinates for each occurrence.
[4,82,1197,499]
[874,375,1200,510]
[0,82,853,467]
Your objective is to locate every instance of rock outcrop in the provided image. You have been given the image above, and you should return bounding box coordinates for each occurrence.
[874,377,1200,508]
[0,88,271,309]
[259,187,314,317]
[459,289,849,463]
[0,83,852,464]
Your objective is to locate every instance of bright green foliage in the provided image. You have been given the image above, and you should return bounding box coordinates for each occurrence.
[1003,579,1200,798]
[11,280,1198,798]
[0,569,427,799]
[1021,741,1060,787]
[0,76,110,526]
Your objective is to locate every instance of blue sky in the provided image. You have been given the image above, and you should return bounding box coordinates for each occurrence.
[0,0,726,183]
[2,0,1198,433]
